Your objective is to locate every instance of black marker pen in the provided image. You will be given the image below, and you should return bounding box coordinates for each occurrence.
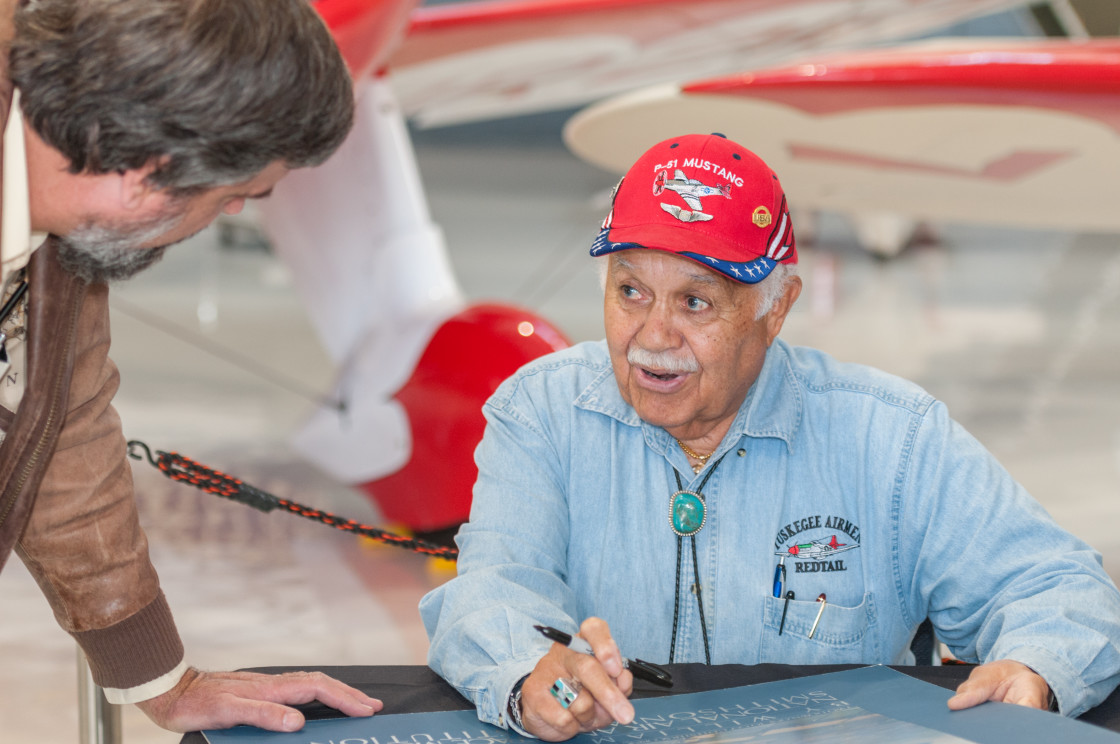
[534,624,673,687]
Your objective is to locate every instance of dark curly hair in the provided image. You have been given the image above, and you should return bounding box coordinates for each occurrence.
[10,0,354,194]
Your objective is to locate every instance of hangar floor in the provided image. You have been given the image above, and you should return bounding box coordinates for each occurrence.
[3,116,1120,742]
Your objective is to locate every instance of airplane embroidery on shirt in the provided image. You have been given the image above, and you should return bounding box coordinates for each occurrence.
[777,535,859,560]
[654,169,731,223]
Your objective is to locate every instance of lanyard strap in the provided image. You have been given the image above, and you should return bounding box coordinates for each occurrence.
[0,280,27,327]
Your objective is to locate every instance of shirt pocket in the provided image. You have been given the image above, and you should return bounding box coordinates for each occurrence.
[759,592,879,664]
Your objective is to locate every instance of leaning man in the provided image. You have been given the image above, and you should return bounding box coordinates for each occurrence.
[0,0,382,734]
[421,133,1120,741]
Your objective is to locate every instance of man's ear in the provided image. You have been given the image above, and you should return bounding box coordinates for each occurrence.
[118,162,163,210]
[764,275,802,346]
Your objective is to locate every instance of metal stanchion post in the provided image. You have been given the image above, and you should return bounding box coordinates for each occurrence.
[77,646,122,744]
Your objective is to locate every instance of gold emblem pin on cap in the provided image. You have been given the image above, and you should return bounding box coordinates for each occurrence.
[752,206,772,228]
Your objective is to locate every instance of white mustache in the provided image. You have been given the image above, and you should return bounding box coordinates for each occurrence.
[627,346,699,374]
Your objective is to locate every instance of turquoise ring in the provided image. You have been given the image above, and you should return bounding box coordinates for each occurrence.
[550,677,582,709]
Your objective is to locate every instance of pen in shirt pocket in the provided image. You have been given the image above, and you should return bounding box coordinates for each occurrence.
[778,590,794,635]
[808,593,827,638]
[772,556,786,598]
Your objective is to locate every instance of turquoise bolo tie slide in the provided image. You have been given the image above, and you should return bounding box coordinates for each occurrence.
[669,490,706,536]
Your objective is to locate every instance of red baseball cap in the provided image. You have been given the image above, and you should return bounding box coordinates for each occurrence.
[590,133,797,284]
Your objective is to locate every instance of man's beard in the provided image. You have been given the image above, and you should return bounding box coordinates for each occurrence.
[55,209,191,284]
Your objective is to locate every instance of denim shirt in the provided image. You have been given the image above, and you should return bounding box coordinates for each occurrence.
[420,339,1120,725]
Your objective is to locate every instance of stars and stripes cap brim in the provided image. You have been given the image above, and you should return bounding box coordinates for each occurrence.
[590,229,780,285]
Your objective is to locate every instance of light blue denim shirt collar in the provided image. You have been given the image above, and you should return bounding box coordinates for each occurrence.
[571,338,802,459]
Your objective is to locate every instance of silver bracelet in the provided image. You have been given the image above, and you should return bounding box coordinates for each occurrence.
[508,676,527,730]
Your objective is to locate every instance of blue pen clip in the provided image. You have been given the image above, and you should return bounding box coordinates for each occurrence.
[772,556,786,598]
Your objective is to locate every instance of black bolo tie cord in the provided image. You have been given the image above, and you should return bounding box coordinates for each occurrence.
[668,455,726,664]
[127,440,459,560]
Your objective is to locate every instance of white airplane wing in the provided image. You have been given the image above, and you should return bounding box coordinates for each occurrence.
[565,38,1120,234]
[681,194,703,212]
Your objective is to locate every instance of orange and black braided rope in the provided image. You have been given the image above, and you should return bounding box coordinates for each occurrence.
[127,440,458,560]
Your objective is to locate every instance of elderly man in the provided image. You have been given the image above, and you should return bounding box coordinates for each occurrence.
[0,0,383,734]
[420,133,1120,741]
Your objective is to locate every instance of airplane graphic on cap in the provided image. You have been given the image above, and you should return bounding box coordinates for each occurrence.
[654,168,732,223]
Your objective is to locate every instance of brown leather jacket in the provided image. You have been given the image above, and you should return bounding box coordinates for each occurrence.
[0,7,184,690]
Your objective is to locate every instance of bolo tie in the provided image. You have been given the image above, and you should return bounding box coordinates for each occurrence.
[667,453,726,664]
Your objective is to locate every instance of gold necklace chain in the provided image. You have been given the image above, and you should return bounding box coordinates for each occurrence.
[676,439,712,474]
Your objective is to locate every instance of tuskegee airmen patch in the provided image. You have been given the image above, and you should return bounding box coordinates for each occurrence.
[774,515,861,573]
